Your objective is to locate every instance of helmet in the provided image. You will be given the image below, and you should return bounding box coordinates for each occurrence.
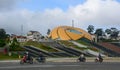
[26,51,29,55]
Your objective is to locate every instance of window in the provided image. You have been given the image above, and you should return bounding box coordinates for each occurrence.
[67,29,82,34]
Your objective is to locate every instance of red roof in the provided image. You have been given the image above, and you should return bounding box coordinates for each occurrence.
[11,35,27,39]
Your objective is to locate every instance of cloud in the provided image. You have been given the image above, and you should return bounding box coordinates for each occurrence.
[0,10,30,35]
[0,0,120,35]
[0,0,17,11]
[0,0,26,11]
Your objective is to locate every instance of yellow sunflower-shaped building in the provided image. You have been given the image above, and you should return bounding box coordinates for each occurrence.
[49,26,92,40]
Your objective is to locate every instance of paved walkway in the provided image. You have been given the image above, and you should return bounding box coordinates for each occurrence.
[47,57,120,62]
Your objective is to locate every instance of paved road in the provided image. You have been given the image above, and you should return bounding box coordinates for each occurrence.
[0,62,120,70]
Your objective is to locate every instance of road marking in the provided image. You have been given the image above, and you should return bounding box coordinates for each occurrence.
[0,64,80,69]
[0,65,54,69]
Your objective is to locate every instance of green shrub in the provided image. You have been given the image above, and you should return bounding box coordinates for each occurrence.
[0,39,6,47]
[0,52,19,60]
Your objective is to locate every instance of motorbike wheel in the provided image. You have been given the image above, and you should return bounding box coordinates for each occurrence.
[37,57,46,63]
[29,60,33,64]
[29,61,33,64]
[99,59,103,63]
[83,58,86,62]
[20,60,24,64]
[76,58,80,62]
[95,59,103,63]
[42,59,46,63]
[95,58,98,62]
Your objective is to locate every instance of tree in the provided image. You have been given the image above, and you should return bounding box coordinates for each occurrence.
[110,31,119,39]
[0,29,8,47]
[105,29,111,34]
[111,27,118,32]
[95,29,103,36]
[0,29,7,39]
[47,29,51,35]
[95,28,104,42]
[40,36,45,39]
[0,39,6,47]
[87,25,94,34]
[5,34,10,43]
[9,38,20,51]
[110,28,119,40]
[105,28,119,40]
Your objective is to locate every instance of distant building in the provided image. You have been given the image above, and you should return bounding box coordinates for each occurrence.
[49,26,92,40]
[10,34,27,42]
[27,31,42,41]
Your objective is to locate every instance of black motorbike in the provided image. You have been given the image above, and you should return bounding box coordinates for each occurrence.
[36,56,46,63]
[77,57,86,62]
[95,57,103,63]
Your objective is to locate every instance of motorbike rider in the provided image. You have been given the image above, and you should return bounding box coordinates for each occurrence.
[98,53,103,61]
[95,53,103,62]
[38,52,45,61]
[26,52,31,60]
[78,54,86,62]
[20,52,33,64]
[23,52,31,62]
[22,53,27,62]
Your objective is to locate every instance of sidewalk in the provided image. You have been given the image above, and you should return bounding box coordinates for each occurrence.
[0,57,120,63]
[47,57,120,62]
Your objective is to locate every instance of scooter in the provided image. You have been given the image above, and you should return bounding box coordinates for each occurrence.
[36,56,46,63]
[95,57,103,63]
[77,57,86,62]
[20,56,33,64]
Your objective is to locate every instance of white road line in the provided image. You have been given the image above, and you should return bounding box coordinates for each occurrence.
[0,65,54,69]
[0,65,80,69]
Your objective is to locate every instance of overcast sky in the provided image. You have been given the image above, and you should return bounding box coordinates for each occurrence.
[0,0,120,35]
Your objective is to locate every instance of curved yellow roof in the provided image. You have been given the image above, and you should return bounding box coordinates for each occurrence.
[49,26,92,40]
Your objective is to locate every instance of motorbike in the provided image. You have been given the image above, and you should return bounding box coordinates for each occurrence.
[20,56,33,64]
[77,57,86,62]
[36,56,46,63]
[95,57,103,63]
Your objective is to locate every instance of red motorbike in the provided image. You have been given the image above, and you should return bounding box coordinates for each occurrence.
[20,55,33,64]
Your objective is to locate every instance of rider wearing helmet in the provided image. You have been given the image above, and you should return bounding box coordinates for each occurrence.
[25,52,31,61]
[98,53,103,60]
[79,54,86,62]
[39,52,44,61]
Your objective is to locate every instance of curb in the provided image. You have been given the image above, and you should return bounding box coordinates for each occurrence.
[0,57,120,63]
[0,60,19,63]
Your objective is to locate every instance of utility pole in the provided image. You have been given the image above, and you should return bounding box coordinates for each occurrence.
[72,20,74,28]
[21,24,23,36]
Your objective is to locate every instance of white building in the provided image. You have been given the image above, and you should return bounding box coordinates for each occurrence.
[27,31,42,41]
[10,34,27,42]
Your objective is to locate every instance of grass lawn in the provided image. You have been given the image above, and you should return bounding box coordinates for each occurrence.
[59,40,88,50]
[0,52,20,60]
[24,41,58,52]
[59,40,77,47]
[59,40,99,52]
[76,40,92,46]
